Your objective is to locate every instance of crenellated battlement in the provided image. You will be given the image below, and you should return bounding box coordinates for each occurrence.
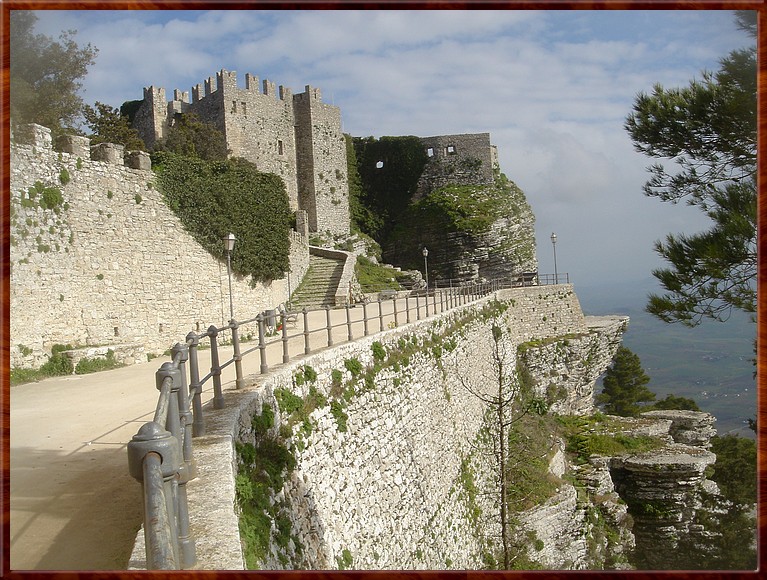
[294,85,322,103]
[167,69,298,104]
[13,123,152,170]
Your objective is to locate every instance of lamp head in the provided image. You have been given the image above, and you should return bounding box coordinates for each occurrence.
[422,247,429,258]
[550,232,557,245]
[224,232,236,252]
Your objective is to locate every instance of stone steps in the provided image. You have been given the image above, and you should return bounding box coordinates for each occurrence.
[290,254,345,310]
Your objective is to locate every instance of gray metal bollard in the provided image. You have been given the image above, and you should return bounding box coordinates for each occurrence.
[230,319,244,389]
[281,311,289,364]
[257,314,268,374]
[186,332,204,437]
[303,308,310,355]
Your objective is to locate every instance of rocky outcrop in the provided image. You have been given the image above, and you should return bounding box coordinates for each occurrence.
[512,410,721,571]
[610,444,717,569]
[518,316,629,416]
[573,411,719,570]
[640,410,717,448]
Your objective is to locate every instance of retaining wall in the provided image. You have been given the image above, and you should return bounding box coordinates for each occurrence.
[129,286,627,569]
[9,125,310,368]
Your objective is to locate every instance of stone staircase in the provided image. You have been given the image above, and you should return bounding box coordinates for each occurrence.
[289,253,346,310]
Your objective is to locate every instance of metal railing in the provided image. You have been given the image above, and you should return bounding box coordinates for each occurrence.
[126,272,568,568]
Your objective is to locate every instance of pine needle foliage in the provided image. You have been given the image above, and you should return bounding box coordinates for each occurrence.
[595,346,655,417]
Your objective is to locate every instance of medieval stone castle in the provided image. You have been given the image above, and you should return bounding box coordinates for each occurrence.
[131,69,500,238]
[9,69,524,368]
[133,69,350,237]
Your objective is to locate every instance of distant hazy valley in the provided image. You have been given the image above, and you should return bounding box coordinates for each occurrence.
[577,278,755,438]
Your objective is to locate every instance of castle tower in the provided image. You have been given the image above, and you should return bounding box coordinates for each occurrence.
[415,133,497,199]
[293,85,350,237]
[132,87,169,149]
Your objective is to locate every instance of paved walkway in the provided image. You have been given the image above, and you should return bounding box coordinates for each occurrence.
[9,294,471,570]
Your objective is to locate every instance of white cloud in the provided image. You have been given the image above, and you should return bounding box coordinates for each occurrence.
[23,8,749,285]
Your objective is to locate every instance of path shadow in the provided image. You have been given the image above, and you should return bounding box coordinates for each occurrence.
[10,444,143,570]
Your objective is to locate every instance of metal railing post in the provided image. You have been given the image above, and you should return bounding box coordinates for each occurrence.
[378,298,384,331]
[127,422,182,569]
[281,311,290,364]
[326,305,333,347]
[303,308,310,355]
[346,304,353,341]
[257,314,268,374]
[363,300,369,336]
[157,360,195,570]
[230,319,244,389]
[170,343,194,471]
[406,295,411,324]
[186,332,204,437]
[393,296,399,327]
[425,288,430,316]
[416,293,421,320]
[208,326,224,409]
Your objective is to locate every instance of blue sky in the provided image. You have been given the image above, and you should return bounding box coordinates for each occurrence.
[31,9,753,289]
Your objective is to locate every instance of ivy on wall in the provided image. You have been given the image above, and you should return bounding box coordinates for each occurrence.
[152,152,291,284]
[352,135,429,241]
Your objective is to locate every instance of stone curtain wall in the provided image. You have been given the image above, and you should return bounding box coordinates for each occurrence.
[132,70,350,237]
[415,133,497,199]
[171,286,627,570]
[9,125,309,368]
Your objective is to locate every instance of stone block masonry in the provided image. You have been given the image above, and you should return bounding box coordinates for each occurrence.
[415,133,497,200]
[9,125,309,368]
[154,286,627,570]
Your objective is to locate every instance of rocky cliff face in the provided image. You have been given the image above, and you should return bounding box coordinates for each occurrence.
[387,176,538,284]
[518,316,628,416]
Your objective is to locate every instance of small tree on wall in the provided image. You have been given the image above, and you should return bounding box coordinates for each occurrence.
[455,307,551,569]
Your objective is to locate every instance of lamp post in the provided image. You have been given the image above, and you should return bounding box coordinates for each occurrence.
[223,233,236,320]
[422,247,429,315]
[550,232,558,283]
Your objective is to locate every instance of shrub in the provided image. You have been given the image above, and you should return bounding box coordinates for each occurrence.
[252,403,275,436]
[337,549,353,570]
[344,357,363,378]
[371,341,386,361]
[75,349,123,374]
[39,344,74,376]
[330,400,348,432]
[274,388,304,416]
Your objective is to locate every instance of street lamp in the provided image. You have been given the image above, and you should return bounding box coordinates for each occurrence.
[422,247,430,315]
[223,232,236,320]
[550,232,558,283]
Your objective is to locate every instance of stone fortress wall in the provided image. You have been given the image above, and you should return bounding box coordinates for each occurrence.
[415,132,498,199]
[132,70,349,237]
[9,124,310,368]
